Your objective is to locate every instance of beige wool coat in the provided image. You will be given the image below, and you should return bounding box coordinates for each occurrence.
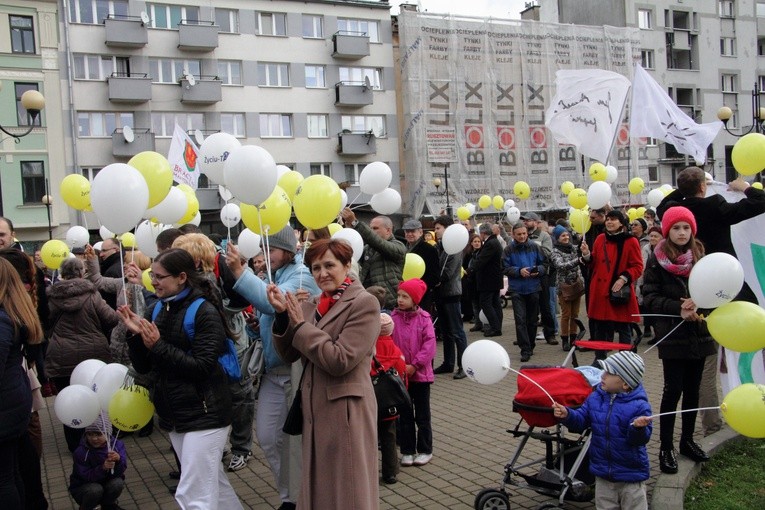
[274,279,381,510]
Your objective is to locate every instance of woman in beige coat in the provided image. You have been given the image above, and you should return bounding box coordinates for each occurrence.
[270,238,380,510]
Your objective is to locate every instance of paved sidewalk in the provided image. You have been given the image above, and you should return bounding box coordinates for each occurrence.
[39,320,715,509]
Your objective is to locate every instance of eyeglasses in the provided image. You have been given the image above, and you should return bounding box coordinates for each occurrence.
[148,271,174,282]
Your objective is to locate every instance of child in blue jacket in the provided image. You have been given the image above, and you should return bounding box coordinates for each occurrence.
[553,351,652,510]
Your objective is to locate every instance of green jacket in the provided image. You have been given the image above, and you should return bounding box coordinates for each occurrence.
[356,221,406,309]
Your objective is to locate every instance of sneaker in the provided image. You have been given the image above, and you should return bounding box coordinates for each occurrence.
[453,369,467,380]
[535,331,545,340]
[412,453,432,466]
[400,454,415,466]
[228,452,252,471]
[433,365,454,375]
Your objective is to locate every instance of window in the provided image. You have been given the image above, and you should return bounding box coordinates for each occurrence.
[307,115,328,138]
[341,115,385,136]
[338,18,379,42]
[344,164,363,185]
[21,161,45,204]
[151,112,203,137]
[302,14,323,38]
[638,9,652,29]
[10,15,35,54]
[68,0,128,24]
[217,61,242,85]
[73,54,130,80]
[81,168,102,182]
[16,83,41,127]
[721,74,737,92]
[149,58,201,83]
[759,75,765,91]
[221,113,245,137]
[77,112,133,137]
[759,1,765,17]
[338,67,382,89]
[310,163,331,176]
[257,12,286,36]
[259,114,292,137]
[148,3,199,29]
[215,8,238,33]
[719,1,735,18]
[722,93,739,128]
[258,63,289,87]
[640,50,654,69]
[720,37,736,56]
[304,65,326,88]
[647,165,659,183]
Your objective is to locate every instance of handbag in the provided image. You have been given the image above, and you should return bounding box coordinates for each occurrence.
[559,278,584,301]
[371,356,412,420]
[282,363,306,436]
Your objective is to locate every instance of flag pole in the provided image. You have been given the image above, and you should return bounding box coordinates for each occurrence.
[604,81,632,167]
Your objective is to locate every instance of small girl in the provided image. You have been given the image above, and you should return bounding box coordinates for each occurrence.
[391,278,436,467]
[69,412,128,510]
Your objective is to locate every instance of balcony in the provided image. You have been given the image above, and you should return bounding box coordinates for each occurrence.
[112,128,155,158]
[332,31,370,60]
[196,187,224,210]
[104,15,148,48]
[180,76,222,104]
[107,73,152,103]
[178,20,219,51]
[338,130,376,155]
[335,81,374,107]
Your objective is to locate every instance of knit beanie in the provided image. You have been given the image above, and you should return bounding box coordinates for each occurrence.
[379,313,394,336]
[598,351,645,389]
[661,206,697,238]
[633,218,648,231]
[267,225,297,254]
[552,225,567,241]
[85,411,112,434]
[398,278,427,306]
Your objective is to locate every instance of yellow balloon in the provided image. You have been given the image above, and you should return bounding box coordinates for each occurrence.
[514,181,531,200]
[661,187,673,196]
[293,175,342,230]
[176,183,194,196]
[402,253,425,280]
[478,195,491,209]
[60,174,91,211]
[492,195,504,210]
[142,269,155,292]
[627,208,639,222]
[119,232,136,248]
[628,177,645,195]
[176,190,199,226]
[108,385,155,432]
[636,206,647,217]
[568,188,588,209]
[753,182,763,190]
[327,223,342,236]
[561,181,575,195]
[720,384,765,438]
[456,206,471,221]
[278,171,304,202]
[589,163,607,181]
[241,186,291,235]
[731,133,765,176]
[128,151,173,208]
[707,301,765,353]
[41,240,70,270]
[569,208,591,235]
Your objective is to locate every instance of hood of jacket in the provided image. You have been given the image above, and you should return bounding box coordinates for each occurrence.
[48,279,100,313]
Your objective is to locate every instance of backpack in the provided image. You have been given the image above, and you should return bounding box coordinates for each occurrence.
[151,297,242,383]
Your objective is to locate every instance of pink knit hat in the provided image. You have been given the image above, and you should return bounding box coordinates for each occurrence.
[661,206,697,238]
[398,278,427,305]
[379,313,394,336]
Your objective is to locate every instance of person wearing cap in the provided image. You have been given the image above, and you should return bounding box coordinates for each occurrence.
[553,351,652,510]
[472,222,505,337]
[523,212,558,345]
[630,218,649,249]
[642,206,716,474]
[225,226,320,510]
[402,219,439,315]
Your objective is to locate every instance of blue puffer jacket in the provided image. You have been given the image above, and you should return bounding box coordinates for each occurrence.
[562,384,652,483]
[502,240,546,295]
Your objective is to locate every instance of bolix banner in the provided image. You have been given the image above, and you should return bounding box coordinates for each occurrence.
[167,123,200,189]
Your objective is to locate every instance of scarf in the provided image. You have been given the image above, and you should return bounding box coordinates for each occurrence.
[553,241,575,254]
[315,277,352,321]
[653,239,694,277]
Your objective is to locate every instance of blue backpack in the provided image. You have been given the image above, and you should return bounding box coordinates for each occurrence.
[152,297,242,383]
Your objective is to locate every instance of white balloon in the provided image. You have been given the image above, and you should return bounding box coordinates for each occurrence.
[479,310,488,325]
[134,220,163,259]
[332,228,364,262]
[99,225,115,241]
[220,203,241,228]
[224,145,278,206]
[66,226,90,249]
[587,181,612,210]
[688,252,745,309]
[189,211,201,226]
[92,241,103,251]
[275,164,291,180]
[503,199,516,212]
[647,188,665,208]
[339,190,349,210]
[605,165,618,184]
[462,340,511,385]
[218,185,233,202]
[91,163,150,235]
[506,206,521,223]
[442,224,469,255]
[370,188,401,215]
[359,162,392,195]
[238,229,262,259]
[466,203,477,216]
[199,132,241,185]
[145,187,187,225]
[92,363,129,411]
[70,359,107,387]
[660,184,673,191]
[54,385,101,429]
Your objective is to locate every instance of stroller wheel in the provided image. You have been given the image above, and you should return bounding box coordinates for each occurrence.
[475,488,510,510]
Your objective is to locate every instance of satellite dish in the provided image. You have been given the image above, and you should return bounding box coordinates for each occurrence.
[186,74,196,87]
[122,125,134,143]
[140,11,150,25]
[371,125,385,138]
[194,129,204,145]
[363,76,372,91]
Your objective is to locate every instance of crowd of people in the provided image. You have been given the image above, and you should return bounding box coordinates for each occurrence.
[1,165,764,509]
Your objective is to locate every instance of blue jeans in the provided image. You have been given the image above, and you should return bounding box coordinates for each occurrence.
[70,478,125,509]
[436,300,468,369]
[511,291,540,356]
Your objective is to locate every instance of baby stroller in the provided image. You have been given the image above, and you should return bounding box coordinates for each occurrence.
[563,319,637,368]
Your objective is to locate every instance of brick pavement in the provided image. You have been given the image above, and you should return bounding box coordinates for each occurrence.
[39,316,712,509]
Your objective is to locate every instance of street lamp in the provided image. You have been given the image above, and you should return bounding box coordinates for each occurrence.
[0,85,45,143]
[432,172,453,218]
[717,82,764,136]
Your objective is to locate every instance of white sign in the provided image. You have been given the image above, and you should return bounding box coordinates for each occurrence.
[426,128,457,163]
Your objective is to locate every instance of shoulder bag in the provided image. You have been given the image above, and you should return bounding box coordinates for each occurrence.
[371,356,412,420]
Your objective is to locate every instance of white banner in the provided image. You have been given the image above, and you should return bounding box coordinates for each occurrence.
[167,123,200,189]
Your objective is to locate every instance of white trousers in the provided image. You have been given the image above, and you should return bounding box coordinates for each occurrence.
[169,426,243,510]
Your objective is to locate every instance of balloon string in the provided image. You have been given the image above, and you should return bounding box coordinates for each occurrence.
[349,203,368,211]
[643,320,686,354]
[439,256,449,278]
[225,199,231,245]
[510,367,556,405]
[117,241,128,307]
[630,406,721,426]
[633,313,682,318]
[349,191,362,205]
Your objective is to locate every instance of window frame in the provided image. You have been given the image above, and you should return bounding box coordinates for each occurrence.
[340,115,386,137]
[304,65,326,88]
[81,167,102,183]
[719,0,735,18]
[258,63,290,87]
[73,54,130,80]
[310,163,331,176]
[147,3,200,29]
[151,112,204,138]
[16,83,42,127]
[721,74,737,93]
[338,67,383,90]
[21,160,46,205]
[221,113,246,138]
[720,37,736,56]
[9,15,35,54]
[149,58,201,83]
[69,0,128,24]
[337,18,380,43]
[307,114,329,138]
[217,60,242,86]
[257,12,287,36]
[640,49,655,70]
[638,9,652,29]
[259,113,293,138]
[302,14,323,38]
[344,163,362,185]
[77,111,134,137]
[215,8,239,33]
[647,165,659,183]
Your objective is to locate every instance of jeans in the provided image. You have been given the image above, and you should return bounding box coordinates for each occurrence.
[0,438,23,509]
[228,377,255,456]
[70,478,125,510]
[478,290,503,333]
[511,292,540,356]
[399,382,432,455]
[436,300,468,370]
[659,357,706,449]
[588,320,633,360]
[594,478,647,510]
[538,283,557,339]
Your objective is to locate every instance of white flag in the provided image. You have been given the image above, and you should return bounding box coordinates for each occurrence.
[545,69,631,163]
[630,64,721,164]
[167,123,200,189]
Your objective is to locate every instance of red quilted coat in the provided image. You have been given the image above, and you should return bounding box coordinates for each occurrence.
[586,232,643,323]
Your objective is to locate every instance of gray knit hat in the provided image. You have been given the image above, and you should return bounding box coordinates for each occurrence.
[598,351,645,389]
[267,225,297,254]
[85,411,112,434]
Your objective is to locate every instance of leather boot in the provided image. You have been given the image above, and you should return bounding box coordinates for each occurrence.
[659,448,678,474]
[561,334,573,351]
[679,438,710,462]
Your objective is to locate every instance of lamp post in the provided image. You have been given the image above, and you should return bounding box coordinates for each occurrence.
[432,165,452,217]
[717,82,764,136]
[41,179,53,240]
[0,85,46,143]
